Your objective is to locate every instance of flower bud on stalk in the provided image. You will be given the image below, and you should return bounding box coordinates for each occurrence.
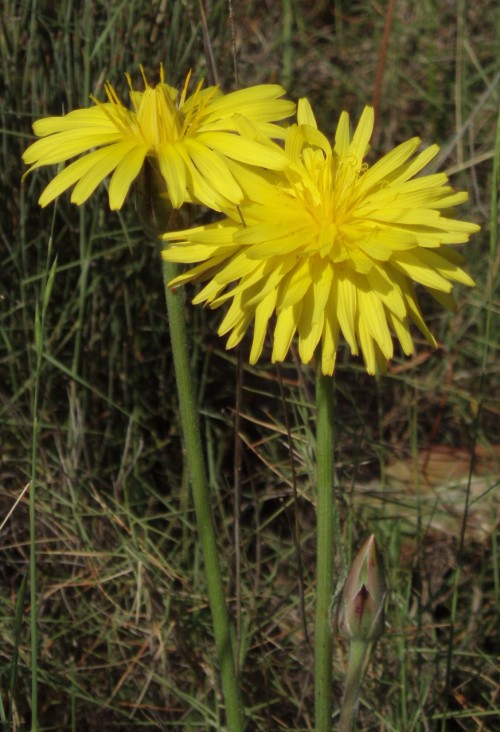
[336,535,386,731]
[338,534,386,643]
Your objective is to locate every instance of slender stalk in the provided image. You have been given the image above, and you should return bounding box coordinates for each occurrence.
[29,248,57,732]
[338,641,370,732]
[162,258,243,732]
[29,305,41,732]
[314,367,336,731]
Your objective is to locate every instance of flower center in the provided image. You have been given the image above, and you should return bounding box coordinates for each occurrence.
[102,67,219,151]
[297,151,363,262]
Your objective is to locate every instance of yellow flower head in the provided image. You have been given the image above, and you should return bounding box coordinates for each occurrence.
[162,99,480,374]
[22,67,294,211]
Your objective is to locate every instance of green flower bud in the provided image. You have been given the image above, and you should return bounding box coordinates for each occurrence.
[337,535,386,643]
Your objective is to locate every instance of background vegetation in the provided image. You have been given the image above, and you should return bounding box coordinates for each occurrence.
[1,0,498,729]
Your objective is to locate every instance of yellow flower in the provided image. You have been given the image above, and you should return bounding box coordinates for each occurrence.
[22,67,294,211]
[162,99,480,375]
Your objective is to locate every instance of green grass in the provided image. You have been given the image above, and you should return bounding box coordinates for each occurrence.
[1,0,499,729]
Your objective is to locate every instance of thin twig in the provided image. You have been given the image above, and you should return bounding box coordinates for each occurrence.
[276,364,310,645]
[233,346,244,678]
[372,0,398,142]
[198,0,218,85]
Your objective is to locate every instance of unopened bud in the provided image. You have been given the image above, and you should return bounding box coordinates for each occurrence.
[337,534,386,642]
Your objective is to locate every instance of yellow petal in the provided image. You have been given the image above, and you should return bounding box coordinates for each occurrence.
[298,284,324,364]
[336,272,358,354]
[387,311,414,356]
[37,145,124,206]
[184,138,243,204]
[310,258,334,326]
[218,292,246,336]
[297,98,318,128]
[166,253,228,288]
[365,264,406,319]
[240,227,310,259]
[197,131,288,169]
[357,315,376,374]
[396,248,474,290]
[31,105,118,136]
[108,144,148,209]
[163,219,239,244]
[357,137,420,195]
[388,144,439,186]
[358,287,393,360]
[23,130,122,166]
[348,106,374,169]
[158,143,188,209]
[273,303,302,363]
[322,282,340,375]
[225,310,255,350]
[250,289,277,363]
[203,84,293,122]
[402,283,437,347]
[334,111,351,156]
[278,259,312,309]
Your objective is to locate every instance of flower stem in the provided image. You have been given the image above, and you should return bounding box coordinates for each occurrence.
[338,641,370,732]
[314,367,336,731]
[162,258,243,732]
[29,305,41,732]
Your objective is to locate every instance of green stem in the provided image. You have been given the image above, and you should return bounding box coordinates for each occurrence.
[338,641,370,732]
[162,258,243,732]
[29,253,57,732]
[30,305,41,732]
[314,367,336,731]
